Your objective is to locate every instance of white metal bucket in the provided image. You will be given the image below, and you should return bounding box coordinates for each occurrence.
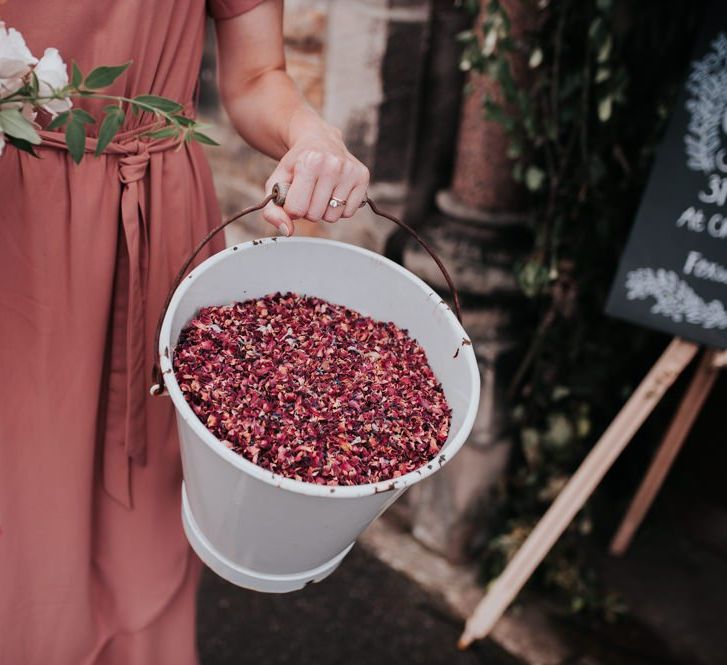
[159,236,480,592]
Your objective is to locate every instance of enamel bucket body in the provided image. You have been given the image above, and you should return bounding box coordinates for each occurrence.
[159,237,480,592]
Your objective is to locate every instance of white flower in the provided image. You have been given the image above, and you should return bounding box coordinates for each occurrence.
[0,21,37,95]
[35,47,71,115]
[20,102,36,123]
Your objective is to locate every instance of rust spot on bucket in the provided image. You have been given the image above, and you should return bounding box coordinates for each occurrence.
[462,338,472,346]
[453,348,460,359]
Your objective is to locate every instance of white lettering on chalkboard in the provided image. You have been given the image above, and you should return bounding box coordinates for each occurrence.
[625,268,727,329]
[707,213,727,237]
[674,207,727,238]
[698,174,727,205]
[716,148,727,173]
[685,33,727,175]
[683,250,727,284]
[676,206,706,231]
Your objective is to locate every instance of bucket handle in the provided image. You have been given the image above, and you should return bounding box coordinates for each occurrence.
[150,183,462,395]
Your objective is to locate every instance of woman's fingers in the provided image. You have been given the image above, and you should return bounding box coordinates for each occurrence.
[308,155,343,222]
[343,176,369,218]
[262,200,294,236]
[263,146,370,233]
[283,150,321,222]
[264,163,295,236]
[322,160,359,223]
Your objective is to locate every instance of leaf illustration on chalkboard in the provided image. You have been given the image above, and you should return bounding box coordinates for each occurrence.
[625,268,727,330]
[685,33,727,174]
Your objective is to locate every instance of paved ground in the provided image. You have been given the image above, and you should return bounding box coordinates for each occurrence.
[197,547,523,665]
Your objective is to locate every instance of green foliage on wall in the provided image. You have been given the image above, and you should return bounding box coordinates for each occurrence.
[458,0,703,616]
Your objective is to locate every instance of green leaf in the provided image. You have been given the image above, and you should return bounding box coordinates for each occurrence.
[483,98,509,125]
[544,413,574,449]
[598,95,612,122]
[597,35,612,63]
[190,131,219,146]
[521,428,541,466]
[517,259,549,297]
[66,117,87,164]
[528,48,543,69]
[588,17,604,41]
[512,162,523,183]
[595,67,611,83]
[71,62,83,88]
[506,142,522,159]
[132,95,183,113]
[94,108,125,156]
[145,126,179,139]
[171,114,195,127]
[0,109,41,144]
[46,110,70,130]
[496,58,517,99]
[30,71,39,96]
[83,63,130,90]
[525,165,546,191]
[71,108,96,124]
[6,135,39,157]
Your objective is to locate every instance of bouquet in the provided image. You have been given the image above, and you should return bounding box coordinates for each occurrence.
[0,21,215,162]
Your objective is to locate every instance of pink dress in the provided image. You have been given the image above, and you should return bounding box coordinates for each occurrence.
[0,1,262,663]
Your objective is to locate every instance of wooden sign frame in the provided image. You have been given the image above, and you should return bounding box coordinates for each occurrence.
[458,338,723,648]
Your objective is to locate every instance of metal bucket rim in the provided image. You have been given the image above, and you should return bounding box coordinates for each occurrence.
[159,236,480,499]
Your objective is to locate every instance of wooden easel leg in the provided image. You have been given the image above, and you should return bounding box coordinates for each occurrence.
[458,338,698,649]
[609,349,718,556]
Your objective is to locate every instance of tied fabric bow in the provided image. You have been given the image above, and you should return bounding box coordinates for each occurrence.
[39,116,188,508]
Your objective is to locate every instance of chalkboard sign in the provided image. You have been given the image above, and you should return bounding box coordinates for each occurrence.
[606,4,727,349]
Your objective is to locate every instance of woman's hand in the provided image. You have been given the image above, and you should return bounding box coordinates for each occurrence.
[263,112,369,236]
[214,1,369,237]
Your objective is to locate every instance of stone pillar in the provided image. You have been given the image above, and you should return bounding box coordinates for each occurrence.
[404,0,535,561]
[324,0,431,197]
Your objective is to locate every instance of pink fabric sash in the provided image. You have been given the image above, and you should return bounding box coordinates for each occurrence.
[39,115,188,508]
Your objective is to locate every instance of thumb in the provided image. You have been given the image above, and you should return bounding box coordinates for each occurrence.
[264,162,295,237]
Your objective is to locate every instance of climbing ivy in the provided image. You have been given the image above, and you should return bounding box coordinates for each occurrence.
[458,0,703,616]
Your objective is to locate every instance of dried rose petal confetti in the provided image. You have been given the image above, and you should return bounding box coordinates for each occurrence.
[173,293,451,486]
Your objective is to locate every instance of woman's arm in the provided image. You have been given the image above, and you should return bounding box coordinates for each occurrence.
[215,0,369,236]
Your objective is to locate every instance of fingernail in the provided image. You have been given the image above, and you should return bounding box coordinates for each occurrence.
[278,222,290,237]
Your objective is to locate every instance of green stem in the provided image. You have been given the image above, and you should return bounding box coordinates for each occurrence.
[0,90,194,127]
